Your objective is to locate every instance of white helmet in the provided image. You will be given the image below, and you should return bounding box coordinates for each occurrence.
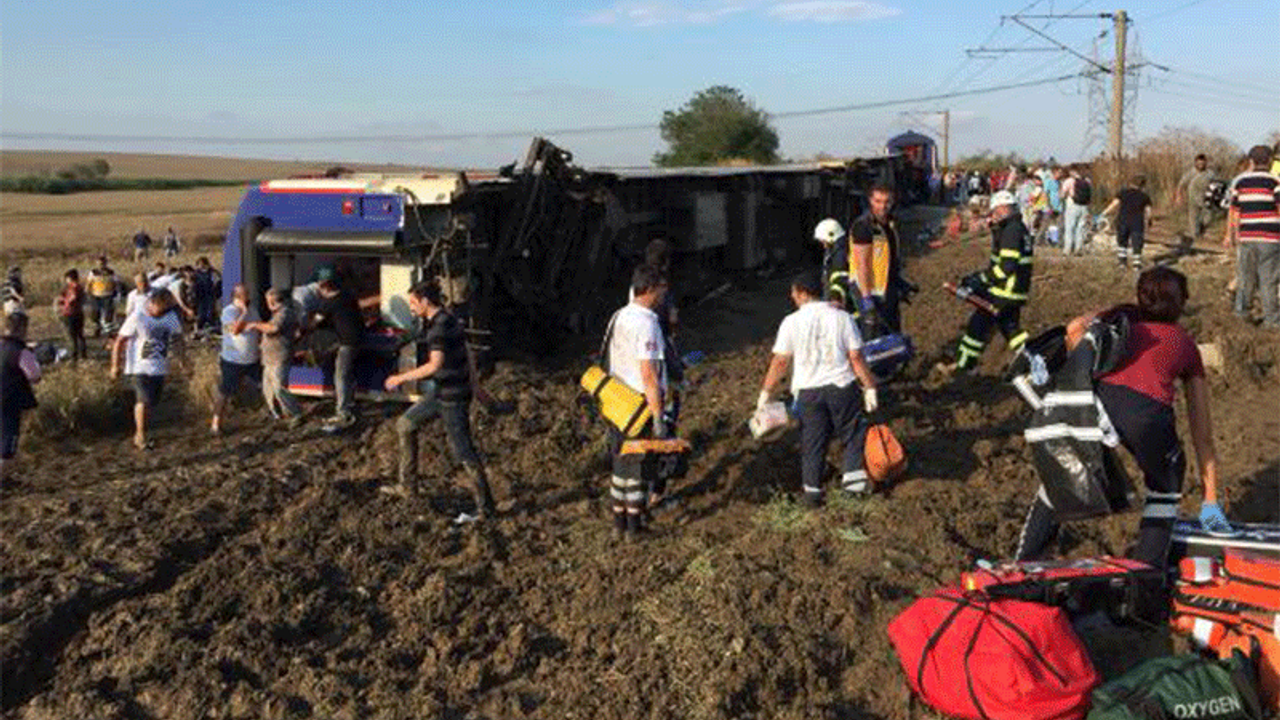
[990,190,1018,208]
[813,218,846,245]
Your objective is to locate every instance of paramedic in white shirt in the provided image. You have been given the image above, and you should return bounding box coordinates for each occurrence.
[605,264,668,537]
[757,271,879,507]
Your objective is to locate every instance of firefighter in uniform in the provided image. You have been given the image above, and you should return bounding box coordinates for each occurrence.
[954,190,1032,370]
[817,185,911,339]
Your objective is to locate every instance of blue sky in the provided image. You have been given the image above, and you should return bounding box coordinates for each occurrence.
[2,0,1276,168]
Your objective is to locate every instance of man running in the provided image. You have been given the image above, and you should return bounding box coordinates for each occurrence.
[953,190,1033,371]
[210,284,261,435]
[757,271,878,507]
[383,280,496,518]
[111,289,183,449]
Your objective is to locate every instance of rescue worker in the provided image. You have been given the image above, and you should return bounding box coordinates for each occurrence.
[1016,267,1227,570]
[820,184,909,338]
[86,256,118,337]
[953,190,1032,371]
[605,264,669,539]
[383,280,495,518]
[757,271,878,507]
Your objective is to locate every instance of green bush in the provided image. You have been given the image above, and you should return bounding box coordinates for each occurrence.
[0,176,246,194]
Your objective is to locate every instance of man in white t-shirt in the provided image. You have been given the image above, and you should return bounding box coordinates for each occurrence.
[111,289,184,450]
[758,271,879,507]
[605,264,668,538]
[210,284,262,435]
[123,272,151,322]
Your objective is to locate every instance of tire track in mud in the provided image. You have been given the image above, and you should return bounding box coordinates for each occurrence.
[0,428,355,713]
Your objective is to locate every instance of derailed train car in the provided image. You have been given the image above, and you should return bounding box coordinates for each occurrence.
[220,138,905,400]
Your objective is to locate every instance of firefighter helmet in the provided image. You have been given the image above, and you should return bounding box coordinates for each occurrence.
[813,218,845,245]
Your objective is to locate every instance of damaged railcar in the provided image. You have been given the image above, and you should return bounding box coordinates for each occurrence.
[219,138,905,400]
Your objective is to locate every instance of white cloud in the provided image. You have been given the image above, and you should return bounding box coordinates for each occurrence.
[581,1,751,27]
[766,1,900,23]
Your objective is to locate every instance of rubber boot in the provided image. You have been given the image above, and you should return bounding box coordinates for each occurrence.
[467,464,496,518]
[382,428,418,498]
[1015,495,1060,561]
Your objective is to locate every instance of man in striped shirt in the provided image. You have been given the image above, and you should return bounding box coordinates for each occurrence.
[1225,145,1280,328]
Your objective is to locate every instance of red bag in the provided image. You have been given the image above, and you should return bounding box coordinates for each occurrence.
[888,588,1100,720]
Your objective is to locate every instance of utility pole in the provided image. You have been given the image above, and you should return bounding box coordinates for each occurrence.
[1109,10,1128,177]
[942,109,951,172]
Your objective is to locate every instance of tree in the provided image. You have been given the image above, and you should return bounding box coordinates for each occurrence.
[655,86,780,167]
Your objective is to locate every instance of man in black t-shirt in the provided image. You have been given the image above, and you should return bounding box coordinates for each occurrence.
[825,185,910,338]
[316,277,363,430]
[383,280,495,517]
[1102,176,1154,270]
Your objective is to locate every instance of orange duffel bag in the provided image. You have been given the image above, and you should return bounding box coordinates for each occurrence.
[864,424,906,484]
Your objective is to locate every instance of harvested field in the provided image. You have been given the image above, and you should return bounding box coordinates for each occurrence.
[1,151,424,182]
[2,199,1277,718]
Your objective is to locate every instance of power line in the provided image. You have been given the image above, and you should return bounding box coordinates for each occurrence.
[1164,67,1279,97]
[1144,0,1214,24]
[2,74,1084,146]
[1146,86,1279,113]
[930,0,1047,95]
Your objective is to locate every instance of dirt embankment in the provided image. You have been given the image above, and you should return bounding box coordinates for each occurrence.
[3,229,1277,719]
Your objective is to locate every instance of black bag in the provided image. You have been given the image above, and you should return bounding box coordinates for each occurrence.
[1025,317,1133,523]
[1073,177,1092,206]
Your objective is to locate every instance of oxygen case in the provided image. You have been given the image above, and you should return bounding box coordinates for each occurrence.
[580,366,652,438]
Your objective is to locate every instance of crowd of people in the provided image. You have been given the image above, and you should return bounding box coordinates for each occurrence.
[941,142,1280,329]
[3,142,1278,560]
[599,141,1278,566]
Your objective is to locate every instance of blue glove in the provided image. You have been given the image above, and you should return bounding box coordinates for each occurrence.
[1198,503,1240,537]
[682,350,705,367]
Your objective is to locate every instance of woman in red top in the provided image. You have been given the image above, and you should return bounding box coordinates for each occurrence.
[57,269,87,361]
[1017,266,1225,570]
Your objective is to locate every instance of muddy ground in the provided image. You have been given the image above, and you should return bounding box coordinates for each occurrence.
[2,225,1278,719]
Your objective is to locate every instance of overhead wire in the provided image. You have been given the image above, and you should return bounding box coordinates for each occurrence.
[1143,0,1215,25]
[2,74,1086,146]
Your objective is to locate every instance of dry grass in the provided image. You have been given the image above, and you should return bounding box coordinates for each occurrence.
[23,344,233,449]
[25,363,135,442]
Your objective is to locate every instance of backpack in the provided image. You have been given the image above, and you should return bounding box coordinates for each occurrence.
[888,588,1099,720]
[1073,178,1092,206]
[1086,651,1264,720]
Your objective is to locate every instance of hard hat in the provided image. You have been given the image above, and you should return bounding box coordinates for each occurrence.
[990,190,1017,208]
[813,218,846,245]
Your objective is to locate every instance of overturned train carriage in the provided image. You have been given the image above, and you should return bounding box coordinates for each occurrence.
[220,138,905,400]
